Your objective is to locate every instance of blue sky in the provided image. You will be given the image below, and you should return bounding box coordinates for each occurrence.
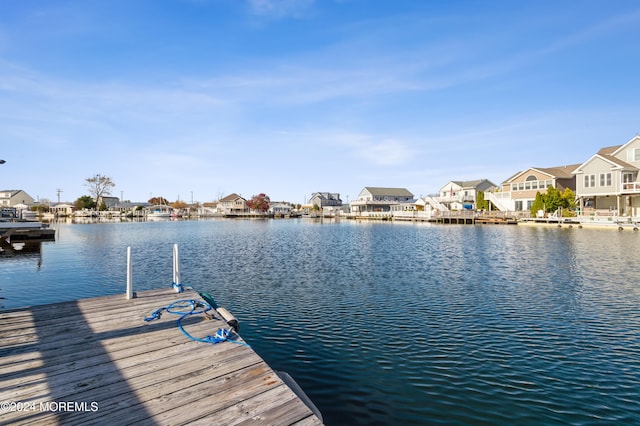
[1,0,639,204]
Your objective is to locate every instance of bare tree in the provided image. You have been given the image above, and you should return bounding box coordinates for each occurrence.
[85,174,115,205]
[148,196,169,205]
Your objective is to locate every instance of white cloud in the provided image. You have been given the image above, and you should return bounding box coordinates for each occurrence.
[359,139,414,166]
[332,133,415,166]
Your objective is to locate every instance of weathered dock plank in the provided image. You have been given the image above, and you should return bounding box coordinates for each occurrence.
[0,288,323,425]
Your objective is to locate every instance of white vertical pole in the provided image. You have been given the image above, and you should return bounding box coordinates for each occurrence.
[173,243,181,292]
[126,246,134,299]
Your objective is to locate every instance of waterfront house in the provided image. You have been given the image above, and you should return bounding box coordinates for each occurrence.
[198,202,220,217]
[50,203,75,217]
[269,202,292,216]
[350,187,414,213]
[437,179,497,210]
[308,192,342,209]
[218,193,248,214]
[97,196,120,209]
[0,189,35,208]
[572,135,640,218]
[492,165,579,212]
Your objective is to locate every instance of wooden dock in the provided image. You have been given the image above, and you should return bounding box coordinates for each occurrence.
[0,288,323,425]
[0,222,55,242]
[432,212,518,225]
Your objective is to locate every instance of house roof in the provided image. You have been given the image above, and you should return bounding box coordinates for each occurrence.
[363,187,414,197]
[533,164,581,179]
[310,192,341,201]
[503,164,581,183]
[573,137,640,174]
[573,153,637,173]
[598,145,622,156]
[611,135,640,156]
[598,154,636,170]
[219,193,245,202]
[449,179,497,189]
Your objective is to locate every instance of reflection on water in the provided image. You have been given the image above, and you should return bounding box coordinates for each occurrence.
[1,220,640,425]
[0,240,44,257]
[0,240,44,269]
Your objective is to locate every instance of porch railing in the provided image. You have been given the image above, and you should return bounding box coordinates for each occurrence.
[622,182,640,192]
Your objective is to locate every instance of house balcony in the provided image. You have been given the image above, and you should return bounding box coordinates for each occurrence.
[622,182,640,193]
[435,194,476,203]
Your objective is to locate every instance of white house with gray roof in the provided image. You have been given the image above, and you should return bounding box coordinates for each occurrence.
[437,179,497,210]
[350,187,414,213]
[308,192,342,209]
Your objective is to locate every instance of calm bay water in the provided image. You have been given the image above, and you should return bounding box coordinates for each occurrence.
[2,219,640,425]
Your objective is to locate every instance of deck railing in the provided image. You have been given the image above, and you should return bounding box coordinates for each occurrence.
[622,182,640,192]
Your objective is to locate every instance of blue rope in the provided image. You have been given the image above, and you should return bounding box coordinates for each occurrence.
[144,299,249,347]
[172,282,192,293]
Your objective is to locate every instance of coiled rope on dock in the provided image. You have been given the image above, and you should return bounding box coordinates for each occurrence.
[144,299,248,346]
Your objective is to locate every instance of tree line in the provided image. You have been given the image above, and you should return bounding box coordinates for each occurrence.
[72,174,274,212]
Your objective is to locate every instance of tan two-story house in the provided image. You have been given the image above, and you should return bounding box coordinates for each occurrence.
[572,135,640,218]
[500,165,579,212]
[218,193,247,215]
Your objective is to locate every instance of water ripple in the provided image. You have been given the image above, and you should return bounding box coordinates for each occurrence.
[3,221,640,425]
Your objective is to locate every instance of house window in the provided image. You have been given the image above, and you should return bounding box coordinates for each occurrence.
[600,173,612,187]
[515,200,523,211]
[635,149,640,161]
[623,172,634,183]
[585,175,597,188]
[623,172,635,190]
[524,175,536,191]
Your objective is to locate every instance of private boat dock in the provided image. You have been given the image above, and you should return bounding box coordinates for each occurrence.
[0,221,55,242]
[433,211,518,225]
[0,288,323,425]
[350,211,519,224]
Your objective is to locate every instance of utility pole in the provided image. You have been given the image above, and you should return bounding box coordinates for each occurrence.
[56,188,63,203]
